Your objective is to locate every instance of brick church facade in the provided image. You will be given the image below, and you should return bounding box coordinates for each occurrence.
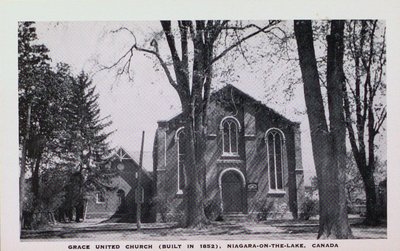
[153,85,304,221]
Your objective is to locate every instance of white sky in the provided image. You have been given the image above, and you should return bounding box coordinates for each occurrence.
[32,20,385,184]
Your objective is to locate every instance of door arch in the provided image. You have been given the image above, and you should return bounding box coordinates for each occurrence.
[219,169,245,213]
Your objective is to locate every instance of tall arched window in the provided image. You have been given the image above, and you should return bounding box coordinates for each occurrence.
[220,117,241,156]
[176,127,185,193]
[266,128,285,191]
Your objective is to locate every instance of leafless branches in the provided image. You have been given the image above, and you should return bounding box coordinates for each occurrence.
[343,20,386,173]
[98,20,282,105]
[211,21,280,64]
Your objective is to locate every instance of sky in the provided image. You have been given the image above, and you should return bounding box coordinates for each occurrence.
[31,20,382,184]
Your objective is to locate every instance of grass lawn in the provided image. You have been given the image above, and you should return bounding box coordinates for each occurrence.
[21,215,386,240]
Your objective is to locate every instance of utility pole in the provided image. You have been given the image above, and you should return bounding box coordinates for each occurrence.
[136,131,145,231]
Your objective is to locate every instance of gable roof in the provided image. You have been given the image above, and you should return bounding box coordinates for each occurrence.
[158,84,299,125]
[219,85,299,124]
[113,147,153,179]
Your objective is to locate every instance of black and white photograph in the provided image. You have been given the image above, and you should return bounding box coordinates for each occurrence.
[17,19,387,240]
[1,1,399,250]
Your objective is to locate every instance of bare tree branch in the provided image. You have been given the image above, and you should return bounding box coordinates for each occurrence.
[211,21,280,64]
[161,21,190,96]
[134,42,179,90]
[209,20,229,43]
[178,21,189,75]
[344,80,360,157]
[110,27,137,42]
[374,107,387,134]
[233,28,251,65]
[161,21,182,65]
[97,45,135,72]
[98,26,183,92]
[372,27,386,98]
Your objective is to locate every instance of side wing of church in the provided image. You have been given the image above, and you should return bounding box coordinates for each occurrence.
[153,85,304,221]
[85,148,156,223]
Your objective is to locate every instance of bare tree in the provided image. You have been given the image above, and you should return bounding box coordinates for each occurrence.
[343,20,386,225]
[104,20,280,227]
[294,20,353,239]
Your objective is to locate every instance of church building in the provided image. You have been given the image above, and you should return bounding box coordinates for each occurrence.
[153,84,304,221]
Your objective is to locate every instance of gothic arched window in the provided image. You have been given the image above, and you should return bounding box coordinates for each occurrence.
[220,116,241,156]
[266,128,285,191]
[176,127,185,194]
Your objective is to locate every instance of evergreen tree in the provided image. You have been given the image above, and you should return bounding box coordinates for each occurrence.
[61,71,113,221]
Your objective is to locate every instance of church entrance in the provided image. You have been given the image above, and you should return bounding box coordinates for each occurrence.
[221,170,245,213]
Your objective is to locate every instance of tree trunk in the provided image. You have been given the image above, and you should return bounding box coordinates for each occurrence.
[294,20,352,239]
[323,20,352,238]
[360,167,378,224]
[32,151,43,211]
[20,103,31,229]
[183,109,208,228]
[366,99,379,224]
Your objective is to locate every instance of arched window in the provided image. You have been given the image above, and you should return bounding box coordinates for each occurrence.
[176,127,185,193]
[220,116,241,156]
[266,128,285,191]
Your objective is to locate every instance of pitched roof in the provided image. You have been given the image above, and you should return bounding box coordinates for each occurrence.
[113,147,153,178]
[220,84,299,124]
[159,84,299,125]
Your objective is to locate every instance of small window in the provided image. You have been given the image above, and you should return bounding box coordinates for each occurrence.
[220,117,240,156]
[266,129,285,191]
[96,192,105,204]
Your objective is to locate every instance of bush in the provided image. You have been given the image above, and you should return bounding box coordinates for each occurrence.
[256,202,274,221]
[153,195,185,224]
[204,200,222,221]
[153,195,169,223]
[300,196,318,220]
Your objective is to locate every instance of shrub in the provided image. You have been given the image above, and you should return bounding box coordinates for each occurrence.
[256,202,274,221]
[300,196,319,220]
[152,195,169,223]
[204,200,222,221]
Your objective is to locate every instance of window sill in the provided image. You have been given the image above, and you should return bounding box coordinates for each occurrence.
[221,153,240,157]
[217,158,244,164]
[207,134,217,140]
[267,190,286,196]
[244,134,256,140]
[176,190,184,198]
